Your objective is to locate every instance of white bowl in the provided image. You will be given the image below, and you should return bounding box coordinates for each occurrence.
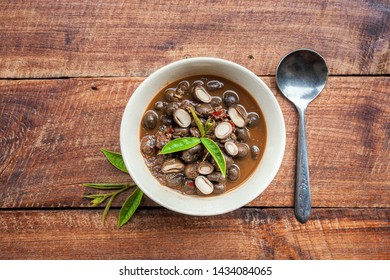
[120,57,285,216]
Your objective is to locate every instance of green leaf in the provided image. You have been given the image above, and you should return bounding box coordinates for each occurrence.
[201,137,226,177]
[84,183,135,190]
[158,137,201,154]
[189,107,205,137]
[84,194,105,199]
[204,117,215,135]
[102,194,115,224]
[101,149,128,173]
[85,194,109,207]
[85,184,135,224]
[118,188,143,228]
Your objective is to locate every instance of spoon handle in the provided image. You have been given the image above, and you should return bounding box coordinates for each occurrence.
[295,107,311,223]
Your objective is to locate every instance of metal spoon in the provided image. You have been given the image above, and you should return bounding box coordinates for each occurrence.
[276,49,328,223]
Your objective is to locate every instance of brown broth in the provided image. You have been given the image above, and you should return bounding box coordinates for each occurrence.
[139,75,267,195]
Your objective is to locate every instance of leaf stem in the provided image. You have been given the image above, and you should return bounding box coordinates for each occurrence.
[84,183,136,190]
[110,185,132,197]
[202,151,210,161]
[189,107,205,137]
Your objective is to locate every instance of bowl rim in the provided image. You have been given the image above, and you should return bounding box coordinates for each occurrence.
[120,57,286,216]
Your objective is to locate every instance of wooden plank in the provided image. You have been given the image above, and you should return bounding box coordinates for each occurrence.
[0,0,388,78]
[0,76,389,208]
[0,208,388,259]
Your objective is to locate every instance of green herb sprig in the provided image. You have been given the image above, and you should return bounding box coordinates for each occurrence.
[84,149,143,228]
[159,108,226,176]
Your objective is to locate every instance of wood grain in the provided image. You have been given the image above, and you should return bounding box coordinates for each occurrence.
[1,77,389,208]
[0,208,388,260]
[0,0,388,263]
[0,0,389,78]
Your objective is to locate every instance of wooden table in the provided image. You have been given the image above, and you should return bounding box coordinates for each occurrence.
[0,0,389,260]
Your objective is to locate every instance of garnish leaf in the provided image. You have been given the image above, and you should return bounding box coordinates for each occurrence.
[118,187,143,228]
[102,194,115,224]
[101,149,128,173]
[84,194,109,207]
[84,150,143,228]
[84,183,135,190]
[200,137,226,176]
[159,137,201,154]
[189,107,205,137]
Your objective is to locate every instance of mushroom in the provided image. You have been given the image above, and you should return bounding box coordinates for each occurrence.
[210,152,233,169]
[140,135,156,155]
[176,80,190,96]
[224,141,239,157]
[197,161,214,175]
[164,88,176,102]
[196,103,213,117]
[180,100,196,111]
[195,176,214,195]
[192,80,204,88]
[213,182,226,194]
[247,112,260,127]
[161,158,185,173]
[214,121,233,139]
[183,179,196,195]
[224,154,234,168]
[207,80,224,91]
[223,90,239,107]
[173,108,191,127]
[184,163,199,179]
[228,105,248,128]
[166,102,179,116]
[154,101,166,111]
[210,96,222,108]
[173,127,189,137]
[236,143,250,158]
[142,110,158,130]
[160,115,173,126]
[227,164,240,181]
[164,173,185,187]
[193,86,212,103]
[251,145,260,159]
[207,172,225,183]
[182,144,203,163]
[236,127,250,142]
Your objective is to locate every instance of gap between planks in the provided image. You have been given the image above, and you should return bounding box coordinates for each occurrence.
[0,206,389,212]
[0,74,389,81]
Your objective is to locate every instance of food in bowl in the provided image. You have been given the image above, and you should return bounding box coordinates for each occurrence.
[121,57,285,216]
[140,75,267,196]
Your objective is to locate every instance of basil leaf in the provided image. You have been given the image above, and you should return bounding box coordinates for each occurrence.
[101,149,128,173]
[189,107,205,137]
[118,188,143,228]
[201,137,226,176]
[84,183,135,190]
[159,137,201,154]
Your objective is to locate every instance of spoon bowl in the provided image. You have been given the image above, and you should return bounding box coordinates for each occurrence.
[277,49,328,106]
[276,49,328,223]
